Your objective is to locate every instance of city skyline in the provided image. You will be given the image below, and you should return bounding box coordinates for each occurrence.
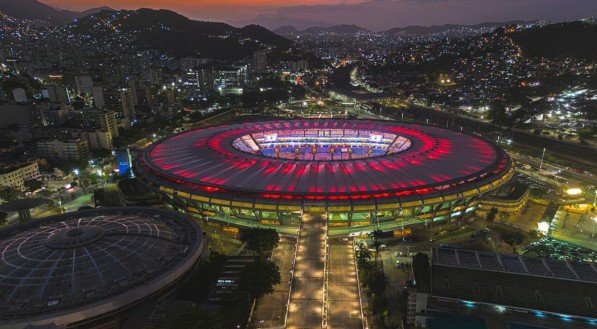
[43,0,597,30]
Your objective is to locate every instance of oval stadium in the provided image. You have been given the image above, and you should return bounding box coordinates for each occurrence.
[134,119,514,236]
[0,208,204,328]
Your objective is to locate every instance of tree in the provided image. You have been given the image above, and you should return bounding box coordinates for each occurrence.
[355,241,372,268]
[239,227,279,257]
[0,187,19,201]
[367,269,388,296]
[412,253,430,292]
[485,207,498,228]
[24,179,43,192]
[239,259,281,300]
[499,231,525,253]
[369,229,384,266]
[578,126,595,142]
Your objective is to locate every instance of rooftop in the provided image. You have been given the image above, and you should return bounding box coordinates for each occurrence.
[137,119,512,204]
[0,207,204,327]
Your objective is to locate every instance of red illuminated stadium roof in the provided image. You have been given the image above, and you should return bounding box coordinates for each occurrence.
[136,120,512,204]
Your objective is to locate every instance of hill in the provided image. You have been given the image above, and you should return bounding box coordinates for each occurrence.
[0,0,74,24]
[74,6,113,19]
[273,25,299,35]
[65,9,293,60]
[509,21,596,59]
[300,24,368,34]
[0,0,112,25]
[383,21,526,36]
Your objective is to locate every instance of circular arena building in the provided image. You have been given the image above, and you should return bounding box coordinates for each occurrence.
[0,208,204,328]
[134,119,514,236]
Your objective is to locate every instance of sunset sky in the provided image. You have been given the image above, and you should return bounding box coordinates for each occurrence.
[43,0,597,31]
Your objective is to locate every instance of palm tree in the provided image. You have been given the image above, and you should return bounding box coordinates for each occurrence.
[369,229,384,267]
[485,207,498,228]
[355,241,372,267]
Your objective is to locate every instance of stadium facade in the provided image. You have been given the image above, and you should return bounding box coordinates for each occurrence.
[134,119,514,236]
[0,208,204,328]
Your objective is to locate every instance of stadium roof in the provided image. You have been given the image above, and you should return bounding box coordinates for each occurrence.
[433,247,597,283]
[0,208,204,327]
[137,119,511,204]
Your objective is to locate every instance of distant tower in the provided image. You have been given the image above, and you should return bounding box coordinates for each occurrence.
[252,50,268,72]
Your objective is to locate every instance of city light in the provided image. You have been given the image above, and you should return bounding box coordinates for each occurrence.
[537,221,550,235]
[565,188,582,196]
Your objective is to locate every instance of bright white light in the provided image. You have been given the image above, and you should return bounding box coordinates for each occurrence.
[73,169,79,176]
[565,188,582,196]
[538,222,550,235]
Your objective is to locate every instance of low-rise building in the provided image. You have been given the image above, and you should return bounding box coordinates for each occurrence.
[478,183,530,217]
[0,161,41,190]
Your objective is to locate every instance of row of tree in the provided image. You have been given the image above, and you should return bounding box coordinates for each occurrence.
[356,230,397,329]
[170,228,282,329]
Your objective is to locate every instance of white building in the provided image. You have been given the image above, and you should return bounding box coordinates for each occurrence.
[0,161,41,190]
[37,139,90,160]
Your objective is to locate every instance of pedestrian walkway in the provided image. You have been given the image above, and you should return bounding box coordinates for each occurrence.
[287,214,327,329]
[252,237,297,328]
[327,239,364,329]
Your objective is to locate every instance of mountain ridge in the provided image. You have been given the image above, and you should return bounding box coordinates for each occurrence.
[63,8,293,60]
[0,0,113,25]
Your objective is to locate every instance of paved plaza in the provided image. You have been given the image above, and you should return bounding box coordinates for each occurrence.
[255,214,364,329]
[327,239,364,329]
[253,237,297,328]
[287,214,326,329]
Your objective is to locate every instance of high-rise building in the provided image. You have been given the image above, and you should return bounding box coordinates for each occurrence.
[92,86,105,108]
[83,109,119,138]
[36,139,90,160]
[252,50,268,72]
[82,129,113,150]
[127,79,142,106]
[40,104,72,126]
[74,76,94,95]
[47,85,70,104]
[183,67,212,100]
[104,88,135,119]
[213,65,248,95]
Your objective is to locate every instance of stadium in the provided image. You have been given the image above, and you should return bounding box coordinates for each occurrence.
[0,208,204,328]
[134,119,514,236]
